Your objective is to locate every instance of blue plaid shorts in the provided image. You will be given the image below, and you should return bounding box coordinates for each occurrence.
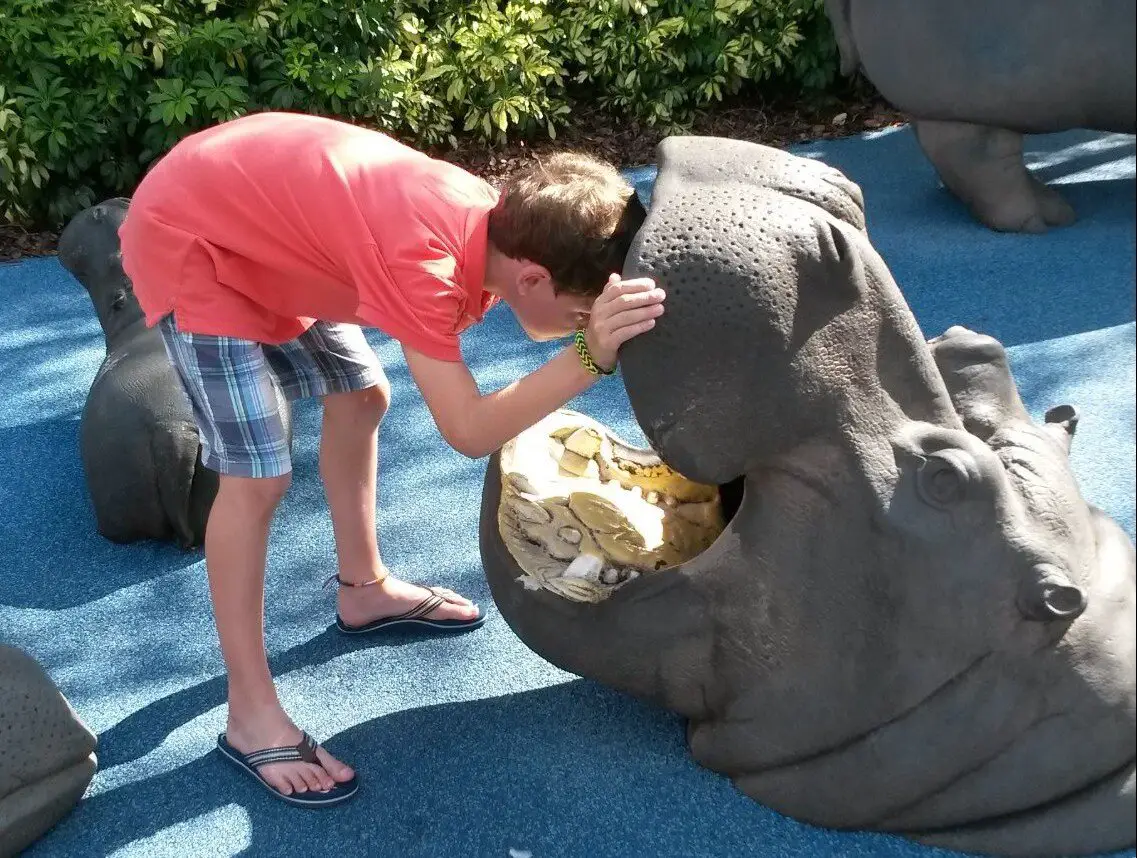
[157,316,384,478]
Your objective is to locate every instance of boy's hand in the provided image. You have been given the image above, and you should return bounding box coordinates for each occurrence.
[583,274,666,371]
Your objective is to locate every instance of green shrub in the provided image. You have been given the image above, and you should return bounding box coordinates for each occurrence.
[0,0,840,229]
[555,0,839,127]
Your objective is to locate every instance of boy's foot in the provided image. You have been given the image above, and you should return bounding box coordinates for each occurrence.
[333,571,486,633]
[221,709,356,804]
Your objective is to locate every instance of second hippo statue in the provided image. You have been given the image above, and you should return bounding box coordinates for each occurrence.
[58,198,292,549]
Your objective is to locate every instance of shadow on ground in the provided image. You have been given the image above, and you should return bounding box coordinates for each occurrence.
[41,679,985,858]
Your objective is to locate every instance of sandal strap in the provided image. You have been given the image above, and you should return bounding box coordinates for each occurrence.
[388,593,446,621]
[243,732,319,768]
[325,577,464,623]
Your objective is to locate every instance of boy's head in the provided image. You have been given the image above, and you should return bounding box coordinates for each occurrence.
[486,151,644,340]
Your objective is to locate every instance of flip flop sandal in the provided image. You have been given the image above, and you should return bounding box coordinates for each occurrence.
[216,732,359,808]
[325,574,488,635]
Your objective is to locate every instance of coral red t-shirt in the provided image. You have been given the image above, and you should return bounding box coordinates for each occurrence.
[119,111,500,361]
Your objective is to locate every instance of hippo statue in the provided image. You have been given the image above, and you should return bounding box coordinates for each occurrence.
[0,645,97,858]
[58,199,290,549]
[822,0,1137,232]
[478,137,1136,857]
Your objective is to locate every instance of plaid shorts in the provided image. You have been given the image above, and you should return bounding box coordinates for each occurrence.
[157,316,384,478]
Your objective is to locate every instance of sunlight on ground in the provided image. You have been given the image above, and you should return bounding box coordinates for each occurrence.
[106,803,251,857]
[1029,133,1137,182]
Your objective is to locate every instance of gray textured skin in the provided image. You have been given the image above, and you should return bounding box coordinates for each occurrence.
[823,0,1137,232]
[0,645,96,858]
[479,137,1136,856]
[58,198,218,548]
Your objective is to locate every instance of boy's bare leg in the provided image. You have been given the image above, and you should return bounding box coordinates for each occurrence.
[208,474,354,796]
[319,384,480,624]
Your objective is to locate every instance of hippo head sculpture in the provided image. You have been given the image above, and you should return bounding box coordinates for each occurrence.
[478,137,1136,857]
[58,198,144,351]
[0,645,97,857]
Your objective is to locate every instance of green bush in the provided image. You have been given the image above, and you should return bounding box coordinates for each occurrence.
[0,0,840,229]
[556,0,839,126]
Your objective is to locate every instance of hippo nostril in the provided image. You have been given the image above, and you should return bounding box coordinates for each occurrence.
[1017,564,1087,622]
[1042,583,1087,618]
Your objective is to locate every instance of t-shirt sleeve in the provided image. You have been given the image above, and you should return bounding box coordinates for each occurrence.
[345,241,467,362]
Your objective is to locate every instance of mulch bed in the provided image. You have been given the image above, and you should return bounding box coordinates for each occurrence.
[0,90,907,263]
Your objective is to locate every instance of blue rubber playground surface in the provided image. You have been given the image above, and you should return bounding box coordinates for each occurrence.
[1,126,1134,858]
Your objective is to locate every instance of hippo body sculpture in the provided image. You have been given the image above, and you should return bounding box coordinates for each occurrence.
[479,137,1136,856]
[0,645,97,858]
[823,0,1137,232]
[59,199,290,549]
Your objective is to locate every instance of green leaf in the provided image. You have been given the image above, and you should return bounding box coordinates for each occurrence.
[418,65,454,82]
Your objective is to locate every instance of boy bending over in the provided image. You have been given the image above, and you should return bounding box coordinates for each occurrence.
[119,111,664,807]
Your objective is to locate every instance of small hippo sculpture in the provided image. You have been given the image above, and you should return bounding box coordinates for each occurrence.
[823,0,1136,232]
[58,198,289,548]
[0,644,97,858]
[479,137,1135,857]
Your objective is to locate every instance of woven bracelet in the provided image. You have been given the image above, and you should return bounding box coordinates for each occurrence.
[574,329,614,376]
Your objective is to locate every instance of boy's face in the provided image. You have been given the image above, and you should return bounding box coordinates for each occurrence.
[507,266,595,341]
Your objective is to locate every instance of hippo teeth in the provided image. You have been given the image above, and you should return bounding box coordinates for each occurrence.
[497,409,726,602]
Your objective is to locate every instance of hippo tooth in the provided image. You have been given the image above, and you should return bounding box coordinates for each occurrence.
[506,472,537,495]
[507,496,552,524]
[562,553,603,581]
[558,526,583,545]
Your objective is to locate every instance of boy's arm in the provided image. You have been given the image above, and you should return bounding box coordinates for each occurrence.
[403,276,664,459]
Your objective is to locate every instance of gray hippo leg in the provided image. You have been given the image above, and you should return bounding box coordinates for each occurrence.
[914,120,1077,233]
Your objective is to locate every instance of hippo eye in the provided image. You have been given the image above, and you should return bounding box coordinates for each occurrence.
[916,452,969,507]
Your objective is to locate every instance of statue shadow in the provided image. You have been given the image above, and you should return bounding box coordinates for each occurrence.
[33,677,989,858]
[0,419,204,610]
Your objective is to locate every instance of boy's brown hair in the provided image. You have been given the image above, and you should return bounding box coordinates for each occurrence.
[488,152,645,297]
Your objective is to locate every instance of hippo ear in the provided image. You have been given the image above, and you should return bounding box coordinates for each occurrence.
[1043,404,1079,453]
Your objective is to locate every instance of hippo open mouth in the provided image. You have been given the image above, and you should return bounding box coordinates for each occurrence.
[496,409,740,603]
[478,136,1135,858]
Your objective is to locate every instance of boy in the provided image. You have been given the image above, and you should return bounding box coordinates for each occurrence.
[118,111,665,807]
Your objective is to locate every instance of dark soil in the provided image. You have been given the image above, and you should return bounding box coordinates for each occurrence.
[0,89,907,263]
[436,89,907,186]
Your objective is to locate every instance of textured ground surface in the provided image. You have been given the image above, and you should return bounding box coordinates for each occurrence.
[0,126,1133,858]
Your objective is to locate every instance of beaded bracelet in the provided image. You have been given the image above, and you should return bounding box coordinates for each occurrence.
[574,329,614,376]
